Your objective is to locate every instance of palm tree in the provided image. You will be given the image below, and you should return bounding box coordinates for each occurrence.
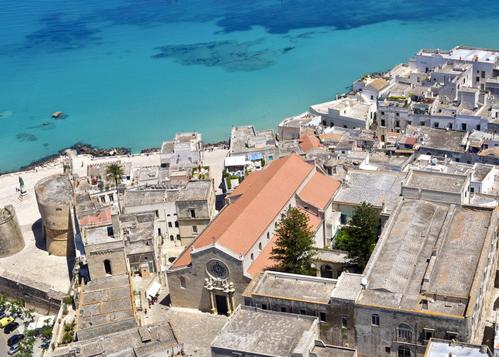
[106,163,124,212]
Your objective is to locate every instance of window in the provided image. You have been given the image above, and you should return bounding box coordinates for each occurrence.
[476,124,481,131]
[320,312,327,322]
[461,123,467,131]
[170,235,174,241]
[176,234,180,240]
[398,324,412,342]
[341,316,348,328]
[395,120,400,127]
[396,112,399,117]
[371,314,380,326]
[448,123,453,129]
[157,228,161,236]
[381,111,385,115]
[398,346,411,357]
[424,328,434,341]
[107,226,114,236]
[250,253,254,260]
[281,307,287,313]
[433,122,439,128]
[104,259,112,276]
[179,276,186,289]
[476,76,480,82]
[192,225,198,234]
[100,196,106,203]
[267,232,270,239]
[261,304,268,310]
[385,347,391,354]
[258,242,262,250]
[108,194,114,202]
[190,209,196,218]
[155,210,159,218]
[371,95,374,100]
[481,71,485,79]
[175,221,179,228]
[300,309,306,315]
[381,119,386,127]
[168,222,172,228]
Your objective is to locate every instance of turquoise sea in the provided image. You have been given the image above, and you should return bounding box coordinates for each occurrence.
[2,1,499,172]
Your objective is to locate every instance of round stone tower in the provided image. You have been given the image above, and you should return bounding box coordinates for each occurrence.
[35,174,73,256]
[0,205,25,258]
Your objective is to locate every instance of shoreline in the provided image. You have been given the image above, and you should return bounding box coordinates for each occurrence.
[0,140,230,177]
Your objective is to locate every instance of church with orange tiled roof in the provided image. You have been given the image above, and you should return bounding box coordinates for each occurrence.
[167,154,340,315]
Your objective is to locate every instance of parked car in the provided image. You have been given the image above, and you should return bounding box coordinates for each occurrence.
[0,311,6,320]
[4,321,18,334]
[0,316,14,327]
[40,340,50,349]
[7,344,19,355]
[8,333,24,347]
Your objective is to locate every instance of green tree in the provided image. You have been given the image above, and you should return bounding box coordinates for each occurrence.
[271,208,317,275]
[105,163,124,212]
[342,202,380,270]
[17,335,35,357]
[334,228,351,251]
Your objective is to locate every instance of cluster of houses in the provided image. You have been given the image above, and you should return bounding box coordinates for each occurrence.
[46,46,499,357]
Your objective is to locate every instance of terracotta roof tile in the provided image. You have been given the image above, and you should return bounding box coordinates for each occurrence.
[78,208,112,227]
[299,135,322,152]
[172,154,315,269]
[298,172,340,210]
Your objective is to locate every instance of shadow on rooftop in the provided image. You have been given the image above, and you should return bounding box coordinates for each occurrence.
[159,294,171,307]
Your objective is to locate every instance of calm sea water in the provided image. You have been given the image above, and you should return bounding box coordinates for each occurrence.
[1,0,499,172]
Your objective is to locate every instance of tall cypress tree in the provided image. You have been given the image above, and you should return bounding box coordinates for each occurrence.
[344,202,380,270]
[271,207,317,276]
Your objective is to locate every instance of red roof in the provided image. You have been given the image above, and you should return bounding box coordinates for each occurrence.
[403,136,417,146]
[172,154,315,269]
[299,135,321,152]
[78,207,112,227]
[299,172,340,210]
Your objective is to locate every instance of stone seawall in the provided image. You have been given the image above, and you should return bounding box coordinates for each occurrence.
[0,268,65,314]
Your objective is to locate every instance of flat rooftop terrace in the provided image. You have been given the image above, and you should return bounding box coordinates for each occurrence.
[77,274,135,340]
[333,170,404,213]
[359,199,496,316]
[404,170,468,193]
[34,174,72,204]
[245,271,336,305]
[211,306,316,356]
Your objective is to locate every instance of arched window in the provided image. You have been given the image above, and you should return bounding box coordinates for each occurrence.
[258,242,262,250]
[398,345,411,357]
[104,259,112,276]
[250,253,254,260]
[398,324,412,342]
[170,235,174,241]
[267,232,270,239]
[179,276,186,289]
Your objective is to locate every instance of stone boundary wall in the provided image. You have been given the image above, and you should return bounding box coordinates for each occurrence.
[0,269,65,314]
